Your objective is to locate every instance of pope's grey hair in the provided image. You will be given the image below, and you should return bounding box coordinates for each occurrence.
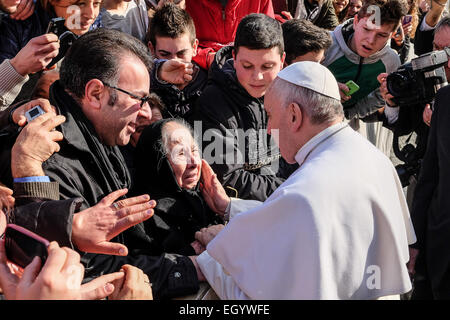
[267,77,344,124]
[435,15,450,37]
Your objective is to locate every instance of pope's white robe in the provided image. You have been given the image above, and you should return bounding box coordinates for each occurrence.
[197,122,416,300]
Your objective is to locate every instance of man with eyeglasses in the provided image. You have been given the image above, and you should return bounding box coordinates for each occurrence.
[8,28,202,300]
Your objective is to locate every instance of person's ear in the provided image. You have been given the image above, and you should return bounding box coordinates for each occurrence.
[84,79,105,110]
[192,38,199,57]
[280,52,286,70]
[148,41,156,57]
[232,49,236,61]
[353,14,359,28]
[289,102,303,132]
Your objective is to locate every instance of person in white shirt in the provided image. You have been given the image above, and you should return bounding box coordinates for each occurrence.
[193,61,416,300]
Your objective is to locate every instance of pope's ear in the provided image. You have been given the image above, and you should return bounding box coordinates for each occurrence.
[289,102,303,131]
[84,79,105,110]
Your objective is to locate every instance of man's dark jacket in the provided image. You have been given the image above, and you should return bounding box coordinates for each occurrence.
[191,46,294,202]
[288,0,339,30]
[410,85,450,299]
[151,60,208,120]
[42,81,199,299]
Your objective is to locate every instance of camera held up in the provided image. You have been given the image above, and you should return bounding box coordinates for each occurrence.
[386,48,450,187]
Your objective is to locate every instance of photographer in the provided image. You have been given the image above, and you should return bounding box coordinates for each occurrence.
[378,20,450,300]
[322,0,408,157]
[408,79,450,300]
[377,17,450,185]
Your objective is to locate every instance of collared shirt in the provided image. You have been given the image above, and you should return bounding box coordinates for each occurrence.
[295,121,347,167]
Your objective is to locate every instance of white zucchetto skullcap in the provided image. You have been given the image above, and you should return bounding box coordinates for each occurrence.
[277,61,341,101]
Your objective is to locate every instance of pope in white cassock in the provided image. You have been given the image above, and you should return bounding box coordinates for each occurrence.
[194,61,417,300]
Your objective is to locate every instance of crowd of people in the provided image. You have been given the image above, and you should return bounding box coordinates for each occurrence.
[0,0,449,300]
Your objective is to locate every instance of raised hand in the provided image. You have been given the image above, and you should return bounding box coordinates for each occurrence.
[71,189,156,256]
[200,159,230,216]
[158,59,194,85]
[11,111,65,178]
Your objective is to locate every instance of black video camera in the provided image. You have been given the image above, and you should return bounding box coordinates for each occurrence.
[386,48,450,187]
[387,48,450,107]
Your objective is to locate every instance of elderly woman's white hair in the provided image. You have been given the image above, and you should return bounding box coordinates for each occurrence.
[158,118,197,157]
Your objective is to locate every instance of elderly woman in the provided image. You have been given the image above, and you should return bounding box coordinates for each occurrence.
[133,119,224,256]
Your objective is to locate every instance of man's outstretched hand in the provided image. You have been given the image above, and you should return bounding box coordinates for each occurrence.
[72,189,156,256]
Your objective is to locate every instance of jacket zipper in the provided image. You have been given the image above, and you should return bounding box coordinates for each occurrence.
[354,56,364,82]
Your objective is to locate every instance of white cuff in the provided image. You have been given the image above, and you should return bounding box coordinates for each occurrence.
[419,15,435,31]
[384,103,400,124]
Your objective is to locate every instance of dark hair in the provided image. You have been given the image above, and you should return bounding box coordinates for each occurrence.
[233,13,284,56]
[357,0,408,28]
[60,28,153,99]
[149,92,165,112]
[282,19,332,65]
[146,2,196,47]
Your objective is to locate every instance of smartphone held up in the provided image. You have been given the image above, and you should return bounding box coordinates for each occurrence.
[4,224,49,269]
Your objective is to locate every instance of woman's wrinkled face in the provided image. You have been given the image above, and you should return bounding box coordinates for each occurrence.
[164,122,202,190]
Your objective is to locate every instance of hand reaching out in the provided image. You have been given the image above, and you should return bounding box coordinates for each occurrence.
[158,59,194,85]
[195,224,225,247]
[108,264,153,300]
[72,189,156,256]
[200,159,230,216]
[0,240,124,300]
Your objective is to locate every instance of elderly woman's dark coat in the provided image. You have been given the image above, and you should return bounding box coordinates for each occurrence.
[133,119,223,256]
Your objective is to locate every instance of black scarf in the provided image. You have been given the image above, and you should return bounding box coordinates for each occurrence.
[50,80,131,198]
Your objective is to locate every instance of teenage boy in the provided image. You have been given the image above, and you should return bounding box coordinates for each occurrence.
[322,0,407,120]
[282,18,332,65]
[192,13,288,202]
[146,3,207,119]
[321,0,407,155]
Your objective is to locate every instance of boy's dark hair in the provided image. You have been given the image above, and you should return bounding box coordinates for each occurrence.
[146,2,196,47]
[282,19,332,65]
[357,0,408,28]
[60,28,153,99]
[233,13,284,57]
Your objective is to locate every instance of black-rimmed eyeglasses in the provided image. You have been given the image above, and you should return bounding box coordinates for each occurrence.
[103,82,151,109]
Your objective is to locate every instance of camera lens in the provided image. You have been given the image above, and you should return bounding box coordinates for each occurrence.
[387,73,410,97]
